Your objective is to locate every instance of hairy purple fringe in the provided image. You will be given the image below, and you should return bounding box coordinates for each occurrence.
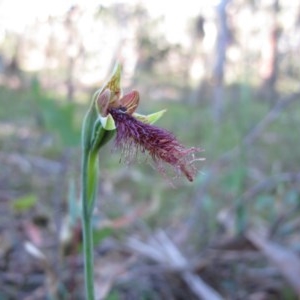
[109,108,201,182]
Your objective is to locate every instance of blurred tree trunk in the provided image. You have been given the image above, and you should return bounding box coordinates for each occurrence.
[64,6,83,102]
[213,0,231,122]
[259,0,280,103]
[6,35,21,77]
[186,15,207,105]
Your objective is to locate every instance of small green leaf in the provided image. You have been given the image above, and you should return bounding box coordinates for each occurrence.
[11,195,37,212]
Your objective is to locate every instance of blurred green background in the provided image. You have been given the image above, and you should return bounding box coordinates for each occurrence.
[0,1,300,299]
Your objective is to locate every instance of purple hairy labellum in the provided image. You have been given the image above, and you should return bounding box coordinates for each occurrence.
[108,107,202,182]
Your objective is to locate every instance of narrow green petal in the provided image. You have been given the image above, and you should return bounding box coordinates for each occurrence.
[133,109,167,124]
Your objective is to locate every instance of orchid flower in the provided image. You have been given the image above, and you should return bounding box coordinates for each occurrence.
[94,63,202,182]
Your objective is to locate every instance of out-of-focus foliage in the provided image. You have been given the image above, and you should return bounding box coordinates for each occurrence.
[11,194,37,213]
[31,77,80,147]
[1,0,300,299]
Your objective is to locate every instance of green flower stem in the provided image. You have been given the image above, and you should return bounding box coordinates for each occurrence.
[81,148,99,300]
[82,151,95,300]
[86,152,99,214]
[82,210,95,300]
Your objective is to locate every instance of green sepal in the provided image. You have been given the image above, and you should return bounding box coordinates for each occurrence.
[133,109,167,124]
[90,119,105,153]
[90,115,116,153]
[82,101,98,153]
[97,129,116,149]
